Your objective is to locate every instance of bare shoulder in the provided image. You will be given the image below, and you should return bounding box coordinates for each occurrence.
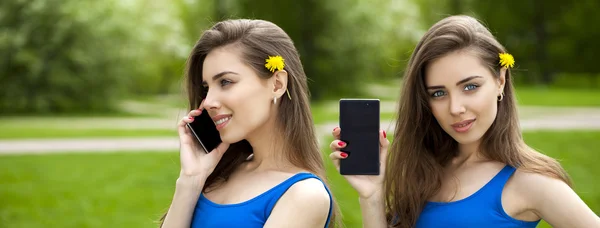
[510,168,571,198]
[511,168,573,203]
[264,176,332,228]
[509,168,600,227]
[284,177,331,209]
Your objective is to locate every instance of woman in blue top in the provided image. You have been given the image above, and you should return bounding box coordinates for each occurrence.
[160,19,339,228]
[329,15,600,227]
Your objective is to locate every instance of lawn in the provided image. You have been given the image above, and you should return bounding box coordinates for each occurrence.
[0,117,178,139]
[0,131,598,227]
[515,87,600,107]
[0,128,176,139]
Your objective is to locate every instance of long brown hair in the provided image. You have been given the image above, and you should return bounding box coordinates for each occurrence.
[159,19,340,227]
[384,15,571,227]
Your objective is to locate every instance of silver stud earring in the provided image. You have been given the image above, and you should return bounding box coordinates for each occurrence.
[273,96,277,104]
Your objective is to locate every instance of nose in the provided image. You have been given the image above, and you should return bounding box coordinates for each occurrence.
[449,94,466,116]
[202,89,221,111]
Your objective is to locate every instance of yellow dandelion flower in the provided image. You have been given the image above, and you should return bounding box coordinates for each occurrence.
[499,53,515,68]
[265,55,285,72]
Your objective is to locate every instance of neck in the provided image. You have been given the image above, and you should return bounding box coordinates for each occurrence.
[243,117,289,171]
[453,140,484,166]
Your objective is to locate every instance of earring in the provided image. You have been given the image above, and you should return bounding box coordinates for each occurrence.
[498,92,504,101]
[273,96,277,104]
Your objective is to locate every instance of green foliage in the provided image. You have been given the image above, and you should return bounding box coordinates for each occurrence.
[2,0,599,115]
[218,0,420,99]
[0,0,190,114]
[414,0,600,87]
[0,0,127,113]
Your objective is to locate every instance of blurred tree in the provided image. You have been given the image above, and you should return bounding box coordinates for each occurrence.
[225,0,352,99]
[0,0,129,114]
[415,0,600,88]
[0,0,194,114]
[223,0,420,99]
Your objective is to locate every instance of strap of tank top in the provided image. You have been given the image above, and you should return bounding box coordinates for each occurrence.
[487,165,517,207]
[264,172,333,228]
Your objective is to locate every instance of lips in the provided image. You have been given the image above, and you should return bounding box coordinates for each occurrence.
[212,114,232,130]
[451,119,475,133]
[214,117,230,125]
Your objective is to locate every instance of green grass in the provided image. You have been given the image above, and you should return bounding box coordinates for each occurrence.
[0,128,176,139]
[0,117,177,139]
[0,151,181,228]
[0,131,598,227]
[515,87,600,107]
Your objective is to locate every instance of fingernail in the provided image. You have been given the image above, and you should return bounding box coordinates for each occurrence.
[188,117,194,120]
[338,141,345,147]
[383,130,387,138]
[340,152,348,158]
[333,127,339,132]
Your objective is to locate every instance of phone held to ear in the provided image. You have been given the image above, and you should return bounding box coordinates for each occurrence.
[186,110,222,153]
[339,99,380,175]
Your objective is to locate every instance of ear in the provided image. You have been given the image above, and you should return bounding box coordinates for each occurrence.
[498,68,507,93]
[271,70,288,99]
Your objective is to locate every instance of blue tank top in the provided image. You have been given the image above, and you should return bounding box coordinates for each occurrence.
[415,165,540,228]
[190,172,333,228]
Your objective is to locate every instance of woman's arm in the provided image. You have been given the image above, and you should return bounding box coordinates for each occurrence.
[359,191,388,228]
[521,172,600,228]
[160,176,205,228]
[161,109,230,227]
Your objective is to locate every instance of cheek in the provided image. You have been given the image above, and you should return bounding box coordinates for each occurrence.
[470,90,499,126]
[231,87,272,130]
[429,102,447,124]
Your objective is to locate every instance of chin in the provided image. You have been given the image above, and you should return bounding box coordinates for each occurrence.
[444,128,483,145]
[453,137,478,145]
[219,131,245,144]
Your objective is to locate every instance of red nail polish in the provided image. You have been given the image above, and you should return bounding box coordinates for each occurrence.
[340,152,348,158]
[188,117,194,120]
[383,130,387,138]
[338,141,345,147]
[333,127,339,132]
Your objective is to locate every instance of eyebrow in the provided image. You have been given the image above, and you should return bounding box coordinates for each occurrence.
[202,71,238,85]
[426,76,483,90]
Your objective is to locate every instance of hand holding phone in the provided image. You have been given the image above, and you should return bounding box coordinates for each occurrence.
[328,99,390,199]
[177,108,229,181]
[186,110,223,153]
[338,99,381,175]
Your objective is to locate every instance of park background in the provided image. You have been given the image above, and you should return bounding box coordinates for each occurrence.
[1,0,599,227]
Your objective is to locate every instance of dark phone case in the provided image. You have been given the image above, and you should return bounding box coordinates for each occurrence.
[339,99,380,175]
[186,111,222,153]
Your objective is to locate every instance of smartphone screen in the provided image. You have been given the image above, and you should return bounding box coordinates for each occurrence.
[339,99,380,175]
[186,110,222,153]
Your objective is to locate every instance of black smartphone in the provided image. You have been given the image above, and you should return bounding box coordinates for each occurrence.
[186,110,222,153]
[339,99,380,175]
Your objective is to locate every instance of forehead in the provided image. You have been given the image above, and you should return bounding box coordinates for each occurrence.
[424,50,493,85]
[202,46,247,82]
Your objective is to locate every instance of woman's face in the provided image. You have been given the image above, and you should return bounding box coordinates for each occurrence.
[201,46,277,144]
[425,49,505,146]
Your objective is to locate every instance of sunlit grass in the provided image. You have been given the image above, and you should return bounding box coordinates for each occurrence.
[0,131,597,227]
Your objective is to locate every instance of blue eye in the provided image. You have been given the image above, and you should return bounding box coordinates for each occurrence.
[432,91,446,97]
[464,84,478,91]
[220,79,232,87]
